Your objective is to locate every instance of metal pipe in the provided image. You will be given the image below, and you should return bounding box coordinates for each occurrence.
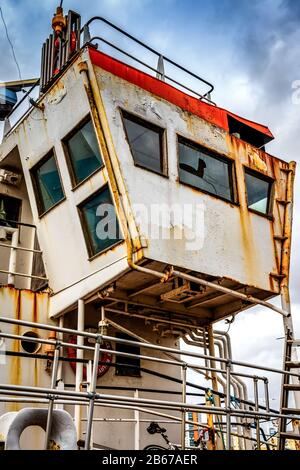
[7,229,19,285]
[0,383,298,420]
[0,242,42,253]
[134,390,140,450]
[84,338,101,450]
[75,299,85,441]
[181,365,187,450]
[264,379,270,414]
[253,378,261,450]
[0,316,299,378]
[226,361,232,450]
[0,269,48,281]
[44,343,60,449]
[83,17,214,97]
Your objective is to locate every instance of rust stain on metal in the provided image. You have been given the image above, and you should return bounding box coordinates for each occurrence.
[78,59,144,265]
[9,289,21,411]
[226,135,259,285]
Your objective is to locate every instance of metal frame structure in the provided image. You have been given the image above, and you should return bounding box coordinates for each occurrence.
[0,220,48,287]
[0,312,299,451]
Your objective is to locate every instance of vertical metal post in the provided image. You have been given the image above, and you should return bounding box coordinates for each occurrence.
[225,361,232,450]
[75,299,85,441]
[134,389,140,450]
[278,162,300,448]
[253,377,260,450]
[44,342,60,449]
[264,378,270,413]
[84,337,101,450]
[8,229,19,286]
[181,364,187,450]
[207,325,224,450]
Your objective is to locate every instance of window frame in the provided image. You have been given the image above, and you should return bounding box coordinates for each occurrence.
[244,166,274,219]
[0,194,22,227]
[77,184,123,260]
[30,148,66,217]
[177,135,237,204]
[121,109,168,177]
[62,114,104,189]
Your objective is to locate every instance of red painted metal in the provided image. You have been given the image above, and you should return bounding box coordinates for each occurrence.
[89,47,274,141]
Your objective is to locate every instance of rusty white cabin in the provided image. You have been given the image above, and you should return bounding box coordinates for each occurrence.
[0,8,296,451]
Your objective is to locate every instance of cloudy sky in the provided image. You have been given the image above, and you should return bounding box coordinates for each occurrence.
[1,0,300,405]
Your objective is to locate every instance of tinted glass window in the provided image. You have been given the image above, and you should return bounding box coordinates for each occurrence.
[178,138,233,201]
[79,186,122,257]
[66,119,103,184]
[0,195,21,227]
[32,152,64,214]
[115,333,141,377]
[123,112,164,174]
[245,171,272,215]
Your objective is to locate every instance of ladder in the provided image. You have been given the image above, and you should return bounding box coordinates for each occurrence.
[274,162,300,450]
[278,333,300,450]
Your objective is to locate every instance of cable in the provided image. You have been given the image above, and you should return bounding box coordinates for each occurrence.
[0,6,22,81]
[60,0,64,7]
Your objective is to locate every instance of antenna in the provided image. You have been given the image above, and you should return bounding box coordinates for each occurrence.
[0,6,22,81]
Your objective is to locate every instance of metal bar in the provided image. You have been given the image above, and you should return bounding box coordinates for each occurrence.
[226,361,232,450]
[83,17,214,97]
[0,270,48,281]
[75,299,85,441]
[264,379,270,413]
[0,383,299,420]
[84,337,101,450]
[253,378,261,450]
[5,79,40,121]
[7,229,19,285]
[0,242,42,253]
[134,390,140,450]
[0,219,36,228]
[125,263,288,316]
[172,270,289,317]
[44,343,60,449]
[89,36,208,101]
[1,316,300,379]
[181,365,187,450]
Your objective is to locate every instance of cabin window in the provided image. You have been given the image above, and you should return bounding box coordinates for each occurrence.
[78,185,122,257]
[178,137,234,202]
[31,151,64,215]
[115,333,141,377]
[122,111,165,175]
[245,169,273,215]
[63,118,103,186]
[0,194,21,227]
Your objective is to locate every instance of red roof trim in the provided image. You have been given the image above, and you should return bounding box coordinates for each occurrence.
[88,47,274,140]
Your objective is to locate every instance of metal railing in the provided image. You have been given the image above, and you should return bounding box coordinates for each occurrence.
[0,220,48,289]
[0,312,299,451]
[83,16,215,103]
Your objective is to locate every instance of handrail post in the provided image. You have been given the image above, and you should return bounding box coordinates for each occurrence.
[253,377,261,450]
[44,341,60,449]
[181,364,187,450]
[226,360,232,450]
[84,335,101,450]
[7,228,19,286]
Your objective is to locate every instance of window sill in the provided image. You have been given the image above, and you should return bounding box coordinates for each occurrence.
[178,179,238,206]
[38,197,66,219]
[70,164,105,191]
[87,239,125,261]
[133,162,169,178]
[248,208,274,221]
